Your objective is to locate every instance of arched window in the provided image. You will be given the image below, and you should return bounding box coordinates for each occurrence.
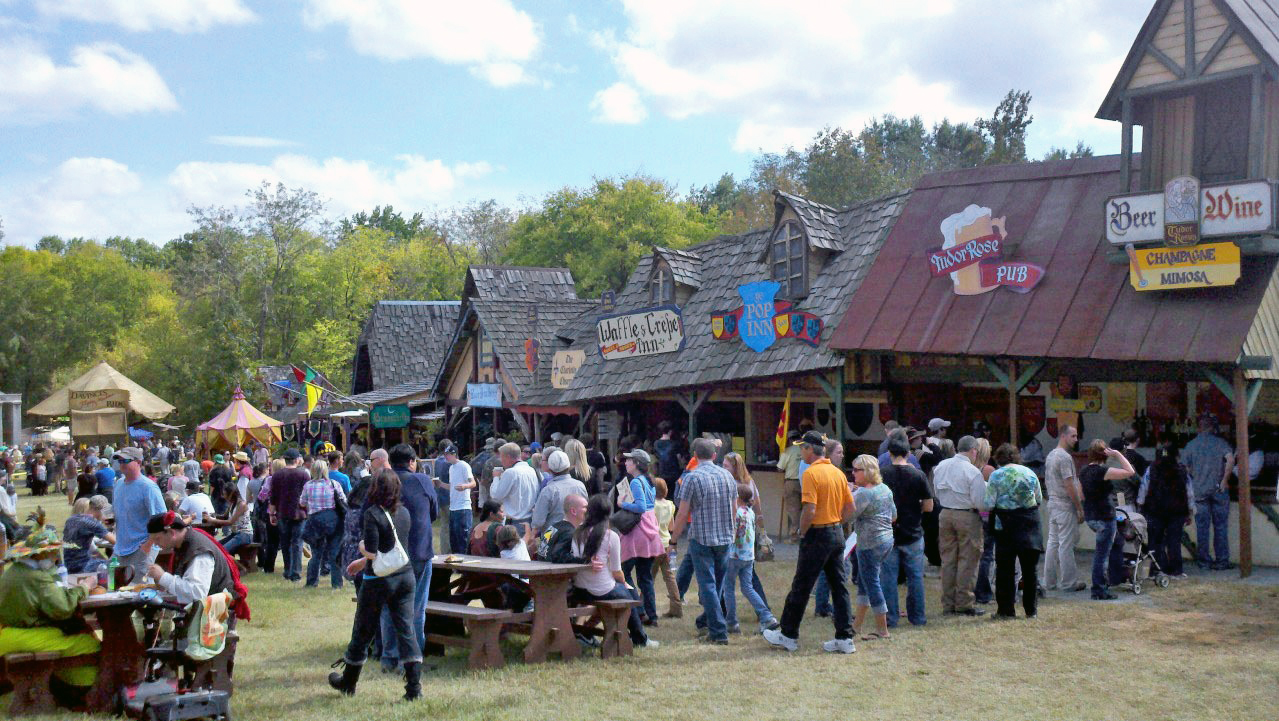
[649,259,674,304]
[771,220,807,297]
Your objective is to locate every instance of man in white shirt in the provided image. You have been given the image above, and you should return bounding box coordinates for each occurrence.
[178,480,216,523]
[931,435,987,616]
[444,445,475,554]
[490,442,539,531]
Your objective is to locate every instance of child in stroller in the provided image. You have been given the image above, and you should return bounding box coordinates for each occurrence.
[1115,505,1171,594]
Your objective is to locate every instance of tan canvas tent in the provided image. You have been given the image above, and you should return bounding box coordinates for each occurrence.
[28,361,175,419]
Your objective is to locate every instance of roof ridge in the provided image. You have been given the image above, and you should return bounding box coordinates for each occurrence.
[469,264,573,273]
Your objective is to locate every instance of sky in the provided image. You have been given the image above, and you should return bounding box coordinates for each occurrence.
[0,0,1155,246]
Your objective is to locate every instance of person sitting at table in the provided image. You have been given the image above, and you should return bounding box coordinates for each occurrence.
[178,479,216,524]
[495,524,533,611]
[0,526,100,706]
[469,501,505,557]
[204,483,253,555]
[63,495,115,574]
[141,512,250,619]
[567,494,658,649]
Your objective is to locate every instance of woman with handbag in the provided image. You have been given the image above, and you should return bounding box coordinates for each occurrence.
[329,468,422,701]
[614,449,666,626]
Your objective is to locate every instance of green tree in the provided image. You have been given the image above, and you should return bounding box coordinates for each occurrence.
[978,90,1034,165]
[1042,141,1095,161]
[338,205,427,242]
[504,176,724,297]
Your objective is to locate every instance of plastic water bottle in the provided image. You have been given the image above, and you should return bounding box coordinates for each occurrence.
[106,556,120,591]
[57,564,68,586]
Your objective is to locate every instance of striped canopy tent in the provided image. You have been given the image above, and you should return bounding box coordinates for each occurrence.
[195,386,283,453]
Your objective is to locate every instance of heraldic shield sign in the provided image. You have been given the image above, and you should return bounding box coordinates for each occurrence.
[738,280,780,352]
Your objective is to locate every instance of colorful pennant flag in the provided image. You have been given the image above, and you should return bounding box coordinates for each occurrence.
[776,389,791,456]
[292,364,323,415]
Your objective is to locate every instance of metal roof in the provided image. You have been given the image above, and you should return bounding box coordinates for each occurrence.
[558,190,910,402]
[828,155,1279,365]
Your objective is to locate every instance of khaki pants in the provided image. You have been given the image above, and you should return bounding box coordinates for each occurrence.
[783,479,802,537]
[653,551,682,616]
[939,509,983,612]
[1043,499,1081,590]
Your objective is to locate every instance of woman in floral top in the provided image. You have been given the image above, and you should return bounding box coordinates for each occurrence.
[851,454,896,640]
[983,444,1044,619]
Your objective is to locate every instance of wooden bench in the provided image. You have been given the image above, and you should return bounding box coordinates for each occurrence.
[190,630,238,694]
[233,544,260,574]
[591,599,641,659]
[0,651,99,716]
[424,601,514,670]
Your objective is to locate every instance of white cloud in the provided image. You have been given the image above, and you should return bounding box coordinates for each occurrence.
[596,0,1150,156]
[0,154,495,244]
[590,82,646,124]
[302,0,540,86]
[207,135,300,148]
[33,0,256,33]
[0,39,178,124]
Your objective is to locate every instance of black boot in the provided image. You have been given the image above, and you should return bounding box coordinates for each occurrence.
[328,659,362,696]
[402,662,421,701]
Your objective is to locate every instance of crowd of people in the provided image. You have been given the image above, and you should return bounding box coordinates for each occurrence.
[0,408,1252,705]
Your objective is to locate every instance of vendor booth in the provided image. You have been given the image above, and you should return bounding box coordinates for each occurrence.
[26,361,175,444]
[194,387,283,454]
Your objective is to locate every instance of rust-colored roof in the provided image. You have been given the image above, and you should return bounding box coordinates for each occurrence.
[828,155,1278,364]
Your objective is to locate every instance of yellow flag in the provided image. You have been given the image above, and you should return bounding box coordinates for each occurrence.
[776,389,790,456]
[306,383,322,415]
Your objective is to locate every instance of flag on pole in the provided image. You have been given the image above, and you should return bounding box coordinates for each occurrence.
[291,364,323,415]
[776,389,791,455]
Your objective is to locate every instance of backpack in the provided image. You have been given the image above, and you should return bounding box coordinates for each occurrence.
[538,521,581,564]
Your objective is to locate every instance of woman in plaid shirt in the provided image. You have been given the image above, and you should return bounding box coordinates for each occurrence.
[300,459,347,589]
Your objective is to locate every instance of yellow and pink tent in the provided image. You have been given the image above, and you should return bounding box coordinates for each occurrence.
[194,386,283,453]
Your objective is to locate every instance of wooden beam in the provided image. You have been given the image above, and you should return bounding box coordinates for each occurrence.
[1234,367,1253,578]
[1014,361,1045,392]
[1184,0,1196,76]
[509,410,531,443]
[1197,28,1234,76]
[1146,45,1185,78]
[1248,380,1264,415]
[1006,358,1019,448]
[983,359,1010,386]
[1204,369,1234,400]
[1121,98,1134,192]
[1249,70,1265,179]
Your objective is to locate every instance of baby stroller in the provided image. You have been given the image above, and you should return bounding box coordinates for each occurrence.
[1115,505,1170,595]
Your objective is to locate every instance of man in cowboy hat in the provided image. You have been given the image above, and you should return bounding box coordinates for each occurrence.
[0,526,101,700]
[143,512,247,615]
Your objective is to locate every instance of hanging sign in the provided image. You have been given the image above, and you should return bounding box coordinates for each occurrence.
[596,305,685,360]
[68,388,129,412]
[551,350,585,389]
[466,383,503,408]
[711,284,822,350]
[599,290,616,313]
[597,410,621,441]
[524,338,540,374]
[1125,241,1241,291]
[1164,176,1201,246]
[1104,178,1275,245]
[371,404,410,429]
[933,204,1045,295]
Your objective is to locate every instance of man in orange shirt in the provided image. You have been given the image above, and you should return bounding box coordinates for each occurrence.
[764,431,855,653]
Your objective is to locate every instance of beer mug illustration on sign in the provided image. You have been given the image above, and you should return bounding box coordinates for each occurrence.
[938,204,1006,295]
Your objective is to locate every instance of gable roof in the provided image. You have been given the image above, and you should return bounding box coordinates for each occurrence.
[1098,0,1279,120]
[827,155,1279,364]
[653,246,704,289]
[776,191,846,252]
[463,265,578,304]
[352,301,461,393]
[558,190,909,402]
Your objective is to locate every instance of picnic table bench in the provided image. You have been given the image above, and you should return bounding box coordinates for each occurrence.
[0,651,100,716]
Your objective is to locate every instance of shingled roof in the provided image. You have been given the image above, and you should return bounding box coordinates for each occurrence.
[463,266,579,304]
[351,301,461,394]
[777,191,845,252]
[653,246,704,289]
[558,190,910,402]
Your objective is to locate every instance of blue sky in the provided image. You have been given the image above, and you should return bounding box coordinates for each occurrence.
[0,1,1153,245]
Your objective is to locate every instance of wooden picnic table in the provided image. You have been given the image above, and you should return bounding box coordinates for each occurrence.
[431,554,590,663]
[78,590,149,712]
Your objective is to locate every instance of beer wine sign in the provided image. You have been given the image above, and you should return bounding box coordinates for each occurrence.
[929,204,1045,295]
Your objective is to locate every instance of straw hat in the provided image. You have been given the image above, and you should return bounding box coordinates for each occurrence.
[5,526,77,560]
[232,451,250,463]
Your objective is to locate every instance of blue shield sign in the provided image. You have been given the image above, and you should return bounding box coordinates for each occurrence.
[738,281,780,352]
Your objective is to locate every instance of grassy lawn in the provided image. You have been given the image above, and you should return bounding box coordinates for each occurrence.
[9,487,1279,721]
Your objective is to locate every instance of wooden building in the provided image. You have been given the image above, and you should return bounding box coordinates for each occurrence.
[829,0,1279,573]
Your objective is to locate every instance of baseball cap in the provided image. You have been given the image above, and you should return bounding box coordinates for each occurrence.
[88,494,112,519]
[113,447,144,462]
[443,444,459,456]
[623,448,652,465]
[282,448,302,462]
[794,430,827,447]
[927,418,951,432]
[547,449,571,473]
[484,437,498,450]
[529,441,543,452]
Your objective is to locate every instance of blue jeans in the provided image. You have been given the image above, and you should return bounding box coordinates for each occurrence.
[1087,519,1125,596]
[571,582,648,645]
[278,517,305,580]
[722,557,775,628]
[621,556,657,621]
[815,555,852,614]
[1194,490,1230,566]
[303,509,343,588]
[974,531,996,603]
[380,559,432,669]
[880,538,926,626]
[449,510,472,554]
[688,539,729,641]
[855,540,893,614]
[676,547,695,598]
[221,531,252,555]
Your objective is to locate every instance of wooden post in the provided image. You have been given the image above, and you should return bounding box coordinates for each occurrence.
[1007,359,1019,448]
[833,371,846,442]
[1234,367,1252,578]
[1120,98,1134,192]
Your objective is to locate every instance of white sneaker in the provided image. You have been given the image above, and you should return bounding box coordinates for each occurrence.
[640,638,660,649]
[822,638,856,654]
[762,628,798,651]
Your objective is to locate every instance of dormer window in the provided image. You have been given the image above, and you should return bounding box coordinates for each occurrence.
[771,220,807,298]
[649,259,674,305]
